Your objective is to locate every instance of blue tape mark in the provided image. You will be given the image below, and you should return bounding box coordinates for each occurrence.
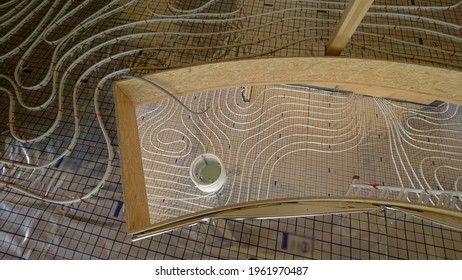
[113,201,123,217]
[263,3,273,7]
[282,232,288,250]
[138,50,143,55]
[317,10,327,13]
[55,157,64,168]
[80,79,88,83]
[418,38,423,45]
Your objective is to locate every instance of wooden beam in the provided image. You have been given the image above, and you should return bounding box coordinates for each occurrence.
[114,83,151,232]
[116,57,462,106]
[326,0,374,56]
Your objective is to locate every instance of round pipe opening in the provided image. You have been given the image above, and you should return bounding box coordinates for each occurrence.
[190,153,227,193]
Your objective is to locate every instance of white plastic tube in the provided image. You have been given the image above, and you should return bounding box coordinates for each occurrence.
[190,154,227,193]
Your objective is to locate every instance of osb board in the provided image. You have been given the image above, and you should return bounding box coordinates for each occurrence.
[117,57,462,106]
[114,57,462,238]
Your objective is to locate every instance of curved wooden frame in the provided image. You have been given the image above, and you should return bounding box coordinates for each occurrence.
[132,197,462,241]
[117,57,462,106]
[114,57,462,241]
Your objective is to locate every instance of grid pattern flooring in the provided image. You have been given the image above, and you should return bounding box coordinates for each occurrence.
[1,0,461,259]
[138,85,462,225]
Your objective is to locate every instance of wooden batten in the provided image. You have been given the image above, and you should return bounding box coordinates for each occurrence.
[131,197,462,241]
[114,83,151,232]
[117,57,462,106]
[326,0,374,56]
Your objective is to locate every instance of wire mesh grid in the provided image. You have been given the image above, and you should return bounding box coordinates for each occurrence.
[0,0,461,259]
[139,84,462,225]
